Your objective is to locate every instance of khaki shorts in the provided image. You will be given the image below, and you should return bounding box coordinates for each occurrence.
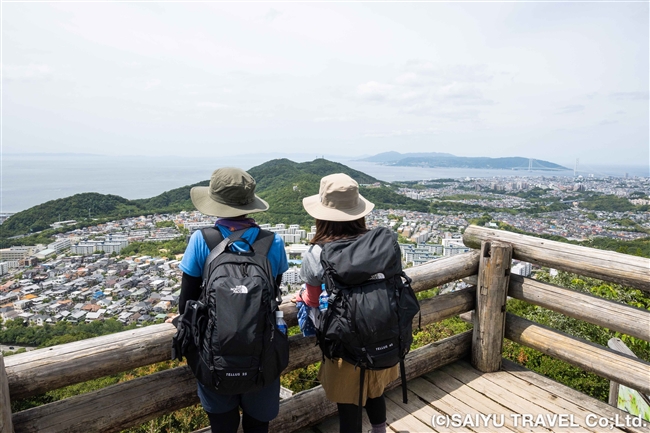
[318,357,399,405]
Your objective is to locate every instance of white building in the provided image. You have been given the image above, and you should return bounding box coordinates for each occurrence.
[34,248,57,260]
[48,238,71,253]
[0,246,33,261]
[281,268,302,286]
[511,262,532,277]
[278,233,301,244]
[443,242,471,257]
[71,243,97,255]
[100,242,123,254]
[184,222,213,232]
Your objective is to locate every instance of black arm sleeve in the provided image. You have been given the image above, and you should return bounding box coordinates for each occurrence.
[179,272,202,315]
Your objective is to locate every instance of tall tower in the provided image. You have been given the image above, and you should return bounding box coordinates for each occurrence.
[528,158,533,171]
[574,158,579,177]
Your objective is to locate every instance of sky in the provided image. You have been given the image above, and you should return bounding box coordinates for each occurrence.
[2,2,649,167]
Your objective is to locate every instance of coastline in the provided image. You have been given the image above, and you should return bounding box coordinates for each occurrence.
[2,154,648,214]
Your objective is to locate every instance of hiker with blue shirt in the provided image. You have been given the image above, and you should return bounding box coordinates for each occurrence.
[177,167,289,433]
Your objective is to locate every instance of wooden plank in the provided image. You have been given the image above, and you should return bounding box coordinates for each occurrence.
[509,275,650,342]
[407,377,495,433]
[404,251,480,293]
[417,286,475,327]
[5,323,176,400]
[472,241,512,372]
[12,366,199,433]
[384,388,445,433]
[0,355,13,433]
[381,388,436,432]
[275,331,471,433]
[462,225,650,293]
[444,361,618,433]
[425,368,546,433]
[505,313,650,396]
[501,360,650,433]
[12,331,471,433]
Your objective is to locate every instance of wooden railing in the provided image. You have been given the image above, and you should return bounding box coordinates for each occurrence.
[462,226,650,396]
[1,225,649,433]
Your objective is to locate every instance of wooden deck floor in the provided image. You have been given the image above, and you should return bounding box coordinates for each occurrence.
[299,360,650,433]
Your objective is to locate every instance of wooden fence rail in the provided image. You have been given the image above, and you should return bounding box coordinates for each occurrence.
[5,282,477,401]
[509,275,650,342]
[5,252,480,400]
[463,225,650,292]
[12,332,473,433]
[504,312,650,395]
[7,284,478,432]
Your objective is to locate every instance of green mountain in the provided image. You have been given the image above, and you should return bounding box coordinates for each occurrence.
[1,158,427,240]
[359,152,568,170]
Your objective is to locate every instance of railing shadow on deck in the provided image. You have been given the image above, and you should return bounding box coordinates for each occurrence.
[0,225,648,433]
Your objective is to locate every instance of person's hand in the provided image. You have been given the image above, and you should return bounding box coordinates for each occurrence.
[165,314,179,324]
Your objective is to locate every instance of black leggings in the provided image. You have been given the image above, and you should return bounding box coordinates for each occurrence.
[337,395,386,433]
[207,408,269,433]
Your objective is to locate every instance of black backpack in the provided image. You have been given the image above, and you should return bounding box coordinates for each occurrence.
[171,228,289,395]
[317,227,420,411]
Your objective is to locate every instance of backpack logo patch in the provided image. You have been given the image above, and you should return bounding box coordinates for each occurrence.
[230,285,249,294]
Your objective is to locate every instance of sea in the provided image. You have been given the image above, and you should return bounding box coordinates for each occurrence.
[2,153,648,214]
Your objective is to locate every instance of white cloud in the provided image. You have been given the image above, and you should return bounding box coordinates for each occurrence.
[265,8,282,21]
[144,79,162,90]
[356,81,394,102]
[610,92,649,101]
[197,102,230,109]
[313,116,354,122]
[2,63,52,80]
[557,105,585,114]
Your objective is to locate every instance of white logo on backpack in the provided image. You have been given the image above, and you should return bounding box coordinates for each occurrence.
[230,285,249,294]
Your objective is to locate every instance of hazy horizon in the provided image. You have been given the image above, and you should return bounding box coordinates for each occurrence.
[2,152,647,214]
[6,149,649,173]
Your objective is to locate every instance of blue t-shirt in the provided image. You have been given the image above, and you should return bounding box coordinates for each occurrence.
[180,226,288,279]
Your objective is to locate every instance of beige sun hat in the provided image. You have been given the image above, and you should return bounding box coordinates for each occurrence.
[190,167,269,217]
[302,173,374,222]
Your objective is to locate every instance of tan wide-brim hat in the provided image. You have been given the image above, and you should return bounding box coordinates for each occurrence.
[190,167,269,217]
[302,173,374,222]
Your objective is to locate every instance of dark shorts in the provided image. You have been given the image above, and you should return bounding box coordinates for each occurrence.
[197,378,281,422]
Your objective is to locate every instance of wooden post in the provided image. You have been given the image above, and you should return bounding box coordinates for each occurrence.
[471,240,512,372]
[0,354,14,433]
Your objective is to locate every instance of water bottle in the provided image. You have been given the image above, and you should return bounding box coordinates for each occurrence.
[275,310,288,335]
[319,283,329,312]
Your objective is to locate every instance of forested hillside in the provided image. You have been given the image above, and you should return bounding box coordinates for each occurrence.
[1,158,426,241]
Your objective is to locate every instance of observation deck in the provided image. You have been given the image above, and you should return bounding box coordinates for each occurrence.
[1,226,649,433]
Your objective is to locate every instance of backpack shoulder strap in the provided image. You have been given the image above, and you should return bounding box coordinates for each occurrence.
[200,227,224,251]
[251,229,275,257]
[201,228,248,281]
